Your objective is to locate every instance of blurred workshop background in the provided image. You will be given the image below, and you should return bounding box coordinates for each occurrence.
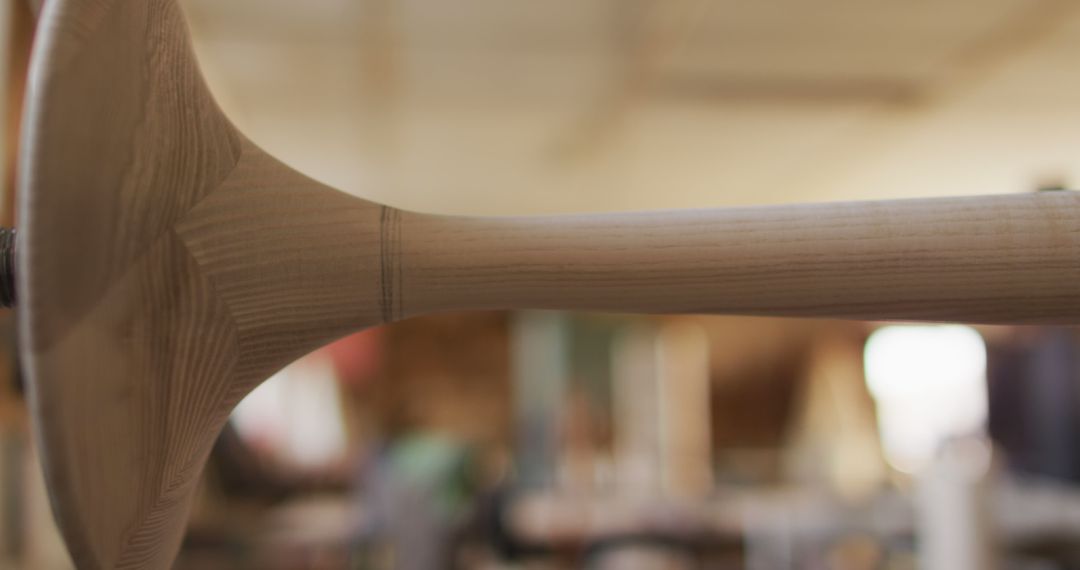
[5,0,1080,568]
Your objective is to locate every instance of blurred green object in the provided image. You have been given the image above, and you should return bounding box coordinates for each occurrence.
[385,433,476,519]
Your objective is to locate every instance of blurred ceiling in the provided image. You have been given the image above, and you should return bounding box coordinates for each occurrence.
[183,0,1080,214]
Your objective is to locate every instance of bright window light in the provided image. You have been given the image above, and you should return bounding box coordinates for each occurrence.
[231,352,348,468]
[864,325,987,474]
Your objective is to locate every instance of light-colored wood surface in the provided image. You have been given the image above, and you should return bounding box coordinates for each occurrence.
[20,1,244,567]
[402,192,1080,323]
[14,0,1080,568]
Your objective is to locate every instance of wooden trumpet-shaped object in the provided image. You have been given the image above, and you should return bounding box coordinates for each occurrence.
[14,0,1080,567]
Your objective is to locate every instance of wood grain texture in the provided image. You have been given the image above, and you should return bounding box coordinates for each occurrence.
[14,0,1080,568]
[402,192,1080,324]
[20,0,243,567]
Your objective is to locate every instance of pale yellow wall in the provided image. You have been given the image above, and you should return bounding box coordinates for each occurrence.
[183,0,1080,215]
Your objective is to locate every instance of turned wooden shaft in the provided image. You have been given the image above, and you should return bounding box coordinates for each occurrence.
[24,0,1080,567]
[16,190,1080,326]
[403,191,1080,324]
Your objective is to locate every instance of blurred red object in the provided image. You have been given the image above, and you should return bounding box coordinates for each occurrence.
[324,328,383,390]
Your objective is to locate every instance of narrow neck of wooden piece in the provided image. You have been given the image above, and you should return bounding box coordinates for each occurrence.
[401,192,1080,324]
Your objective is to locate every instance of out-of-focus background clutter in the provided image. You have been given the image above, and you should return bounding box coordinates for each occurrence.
[4,0,1080,568]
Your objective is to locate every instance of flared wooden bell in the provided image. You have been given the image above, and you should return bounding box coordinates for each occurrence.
[15,0,1080,567]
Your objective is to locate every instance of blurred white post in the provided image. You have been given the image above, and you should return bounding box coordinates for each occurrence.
[513,312,570,489]
[865,326,994,569]
[916,438,998,570]
[612,326,662,496]
[656,321,712,498]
